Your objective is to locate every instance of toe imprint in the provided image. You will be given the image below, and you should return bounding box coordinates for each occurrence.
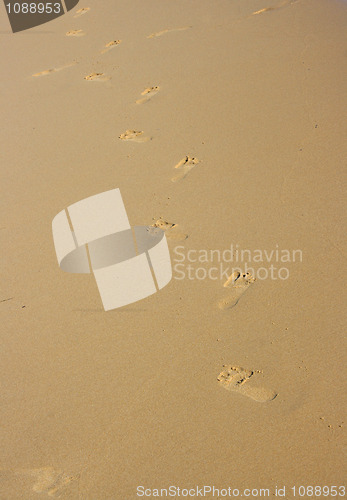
[171,155,200,182]
[218,365,277,403]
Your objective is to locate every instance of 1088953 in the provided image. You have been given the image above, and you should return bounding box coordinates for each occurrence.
[3,0,80,32]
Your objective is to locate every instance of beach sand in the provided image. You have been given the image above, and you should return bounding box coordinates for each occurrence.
[0,0,346,497]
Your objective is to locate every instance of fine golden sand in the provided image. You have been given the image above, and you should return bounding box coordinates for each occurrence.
[1,0,346,497]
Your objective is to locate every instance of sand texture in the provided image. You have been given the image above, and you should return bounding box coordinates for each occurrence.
[0,0,346,497]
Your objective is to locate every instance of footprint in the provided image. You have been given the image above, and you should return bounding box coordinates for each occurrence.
[32,68,56,77]
[32,62,77,77]
[119,130,151,143]
[84,72,110,82]
[217,272,255,310]
[136,86,160,104]
[252,0,299,15]
[30,467,78,496]
[171,156,199,182]
[151,219,188,241]
[74,7,90,17]
[252,6,276,14]
[101,40,121,54]
[217,365,277,403]
[11,467,79,497]
[65,29,85,37]
[223,270,254,288]
[147,26,192,38]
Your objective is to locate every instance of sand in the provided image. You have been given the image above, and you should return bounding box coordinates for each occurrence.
[0,0,346,497]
